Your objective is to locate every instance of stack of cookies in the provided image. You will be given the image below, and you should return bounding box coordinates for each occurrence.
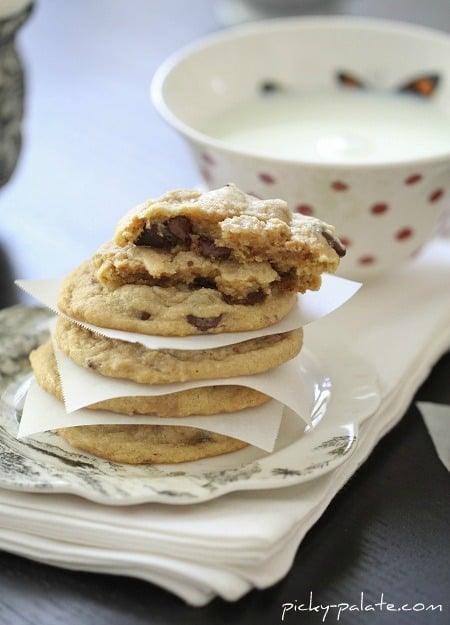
[29,184,345,464]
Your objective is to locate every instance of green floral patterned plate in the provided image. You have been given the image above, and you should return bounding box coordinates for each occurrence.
[0,306,380,505]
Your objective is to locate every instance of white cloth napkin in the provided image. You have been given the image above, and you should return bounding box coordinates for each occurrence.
[1,237,449,606]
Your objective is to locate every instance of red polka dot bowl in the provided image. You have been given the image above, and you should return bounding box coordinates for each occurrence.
[151,16,450,280]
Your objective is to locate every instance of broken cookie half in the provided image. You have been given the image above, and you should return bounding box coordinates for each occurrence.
[97,183,344,291]
[58,184,345,336]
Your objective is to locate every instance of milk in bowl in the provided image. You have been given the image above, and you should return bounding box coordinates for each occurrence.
[202,90,450,164]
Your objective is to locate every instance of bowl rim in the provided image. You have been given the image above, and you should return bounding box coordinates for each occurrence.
[151,15,450,170]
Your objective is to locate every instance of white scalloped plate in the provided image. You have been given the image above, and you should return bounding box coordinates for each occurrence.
[0,306,380,505]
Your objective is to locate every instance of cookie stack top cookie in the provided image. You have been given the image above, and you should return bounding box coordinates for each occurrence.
[58,184,345,336]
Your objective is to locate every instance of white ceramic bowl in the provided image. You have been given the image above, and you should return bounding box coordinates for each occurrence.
[151,16,450,280]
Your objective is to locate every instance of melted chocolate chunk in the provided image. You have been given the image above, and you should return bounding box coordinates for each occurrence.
[195,236,231,260]
[139,311,151,320]
[186,314,223,331]
[135,217,192,249]
[222,289,266,306]
[189,277,217,290]
[322,229,347,257]
[166,215,192,242]
[135,224,175,249]
[243,289,266,304]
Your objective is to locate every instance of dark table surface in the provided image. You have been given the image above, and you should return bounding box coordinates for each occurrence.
[0,1,449,623]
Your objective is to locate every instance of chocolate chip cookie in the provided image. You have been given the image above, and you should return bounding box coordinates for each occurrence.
[58,259,298,336]
[105,184,345,296]
[59,185,344,335]
[58,424,248,464]
[54,316,303,384]
[30,340,270,417]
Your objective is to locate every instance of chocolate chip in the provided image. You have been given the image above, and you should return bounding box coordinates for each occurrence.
[222,289,266,305]
[139,311,151,320]
[189,277,217,290]
[186,314,222,331]
[87,360,98,370]
[195,236,231,260]
[135,224,175,249]
[322,229,347,257]
[166,216,192,242]
[243,289,266,305]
